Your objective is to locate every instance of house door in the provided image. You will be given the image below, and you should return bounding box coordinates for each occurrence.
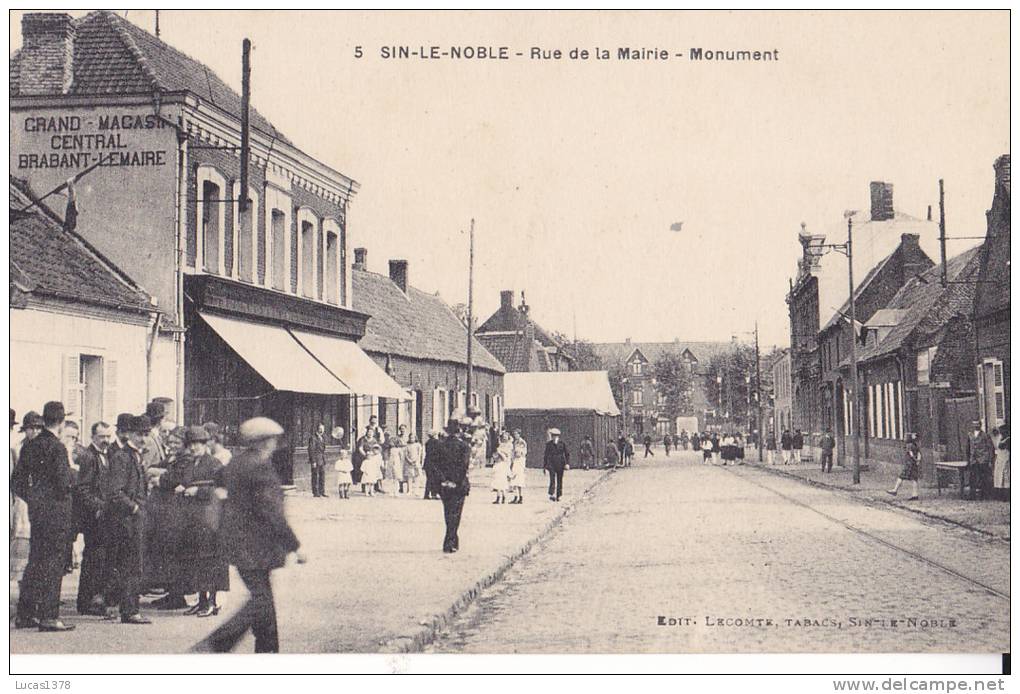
[943,396,976,461]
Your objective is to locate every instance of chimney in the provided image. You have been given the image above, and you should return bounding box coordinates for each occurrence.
[625,337,631,345]
[353,247,367,271]
[500,290,514,309]
[388,259,408,294]
[900,233,920,248]
[20,13,76,96]
[870,181,894,222]
[927,205,932,222]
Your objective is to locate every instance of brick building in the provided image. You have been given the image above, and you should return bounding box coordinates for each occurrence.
[786,181,939,454]
[973,155,1010,433]
[816,233,934,464]
[351,249,505,442]
[10,12,406,484]
[770,348,792,436]
[475,290,574,372]
[837,246,982,476]
[591,339,733,435]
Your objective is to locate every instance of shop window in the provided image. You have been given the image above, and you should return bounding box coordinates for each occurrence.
[199,174,225,275]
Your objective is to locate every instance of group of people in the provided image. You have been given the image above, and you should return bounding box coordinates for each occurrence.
[10,400,304,653]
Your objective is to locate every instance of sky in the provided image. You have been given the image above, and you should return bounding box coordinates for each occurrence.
[10,10,1010,349]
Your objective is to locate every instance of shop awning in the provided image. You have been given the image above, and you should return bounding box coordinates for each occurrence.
[198,312,348,395]
[289,328,409,401]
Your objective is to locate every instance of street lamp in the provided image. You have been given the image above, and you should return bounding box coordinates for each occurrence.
[805,213,862,484]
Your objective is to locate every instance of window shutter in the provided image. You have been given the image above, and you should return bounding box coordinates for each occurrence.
[103,358,118,424]
[993,362,1005,424]
[63,354,83,431]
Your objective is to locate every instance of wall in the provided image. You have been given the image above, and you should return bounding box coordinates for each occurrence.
[504,410,618,468]
[10,304,150,429]
[10,104,180,316]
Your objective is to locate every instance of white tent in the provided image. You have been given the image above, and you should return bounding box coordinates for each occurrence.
[503,370,621,416]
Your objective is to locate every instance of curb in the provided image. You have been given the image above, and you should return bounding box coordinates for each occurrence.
[380,467,616,653]
[752,463,1010,544]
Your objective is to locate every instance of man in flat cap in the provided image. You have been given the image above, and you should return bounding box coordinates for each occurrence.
[543,428,570,502]
[435,418,472,553]
[105,414,153,624]
[195,417,304,653]
[12,401,75,631]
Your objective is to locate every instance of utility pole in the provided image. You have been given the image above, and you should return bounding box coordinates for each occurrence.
[938,179,948,288]
[155,10,160,38]
[239,39,251,227]
[465,219,475,411]
[755,321,763,462]
[846,215,862,484]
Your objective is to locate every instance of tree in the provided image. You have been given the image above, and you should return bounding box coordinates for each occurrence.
[653,352,693,424]
[606,358,627,410]
[705,344,756,426]
[559,338,605,371]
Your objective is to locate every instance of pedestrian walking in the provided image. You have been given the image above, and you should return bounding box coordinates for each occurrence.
[765,431,776,465]
[508,429,528,504]
[436,418,472,552]
[663,434,672,457]
[490,432,512,504]
[680,430,690,451]
[818,428,835,473]
[690,431,700,453]
[159,426,228,618]
[74,421,114,616]
[544,428,570,501]
[579,435,595,470]
[701,435,713,463]
[12,402,76,632]
[780,429,793,464]
[643,434,655,458]
[193,417,304,654]
[887,433,921,501]
[710,433,721,465]
[793,429,804,464]
[624,435,635,466]
[308,423,328,498]
[105,414,153,625]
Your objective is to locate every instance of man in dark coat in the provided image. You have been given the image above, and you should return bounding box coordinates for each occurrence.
[544,428,570,501]
[195,417,303,653]
[422,430,444,500]
[643,434,655,458]
[105,414,153,624]
[819,428,836,473]
[793,428,805,464]
[968,421,996,500]
[74,421,114,615]
[780,429,793,464]
[12,401,76,631]
[579,436,595,470]
[307,423,328,498]
[435,419,471,553]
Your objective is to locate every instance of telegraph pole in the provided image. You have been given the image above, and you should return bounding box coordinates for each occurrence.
[465,219,475,410]
[939,179,948,287]
[755,321,763,462]
[239,39,251,222]
[846,216,862,484]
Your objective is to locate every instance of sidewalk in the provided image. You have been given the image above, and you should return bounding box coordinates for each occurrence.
[754,459,1010,541]
[10,466,612,655]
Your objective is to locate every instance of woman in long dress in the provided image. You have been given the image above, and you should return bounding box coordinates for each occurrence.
[508,429,528,504]
[490,432,513,504]
[887,433,921,501]
[384,428,406,495]
[402,432,423,495]
[993,423,1010,501]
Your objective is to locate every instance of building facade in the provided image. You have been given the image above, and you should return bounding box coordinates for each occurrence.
[10,11,405,484]
[10,178,157,429]
[770,348,792,436]
[351,251,505,444]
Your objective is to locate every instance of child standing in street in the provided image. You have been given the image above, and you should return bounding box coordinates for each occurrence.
[361,443,383,496]
[491,432,513,504]
[509,429,528,504]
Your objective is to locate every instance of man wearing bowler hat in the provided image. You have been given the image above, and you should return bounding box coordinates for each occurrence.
[194,417,304,653]
[435,417,472,553]
[105,414,153,624]
[12,401,76,631]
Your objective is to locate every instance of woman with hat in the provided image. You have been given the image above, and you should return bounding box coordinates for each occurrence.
[158,425,229,617]
[887,433,921,501]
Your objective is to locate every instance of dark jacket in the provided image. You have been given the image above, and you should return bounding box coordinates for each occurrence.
[968,431,995,467]
[579,439,594,461]
[424,436,443,474]
[11,428,73,541]
[435,435,471,494]
[819,433,835,453]
[218,448,300,571]
[106,443,147,535]
[74,443,111,532]
[780,432,793,450]
[160,452,225,561]
[792,431,805,449]
[307,432,327,467]
[544,440,570,471]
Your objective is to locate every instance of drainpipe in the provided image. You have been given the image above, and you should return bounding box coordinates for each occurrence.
[174,128,189,425]
[145,309,162,403]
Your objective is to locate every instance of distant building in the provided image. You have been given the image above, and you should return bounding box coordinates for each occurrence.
[351,249,505,442]
[770,348,792,436]
[475,290,574,372]
[10,177,158,429]
[973,155,1010,433]
[591,338,733,435]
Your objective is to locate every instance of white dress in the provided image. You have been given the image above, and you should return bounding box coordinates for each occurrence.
[509,440,528,488]
[334,456,353,485]
[361,452,383,485]
[491,443,512,492]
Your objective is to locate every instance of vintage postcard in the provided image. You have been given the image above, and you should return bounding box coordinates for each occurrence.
[7,9,1010,677]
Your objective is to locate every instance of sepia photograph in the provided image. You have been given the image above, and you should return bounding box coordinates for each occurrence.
[6,8,1011,679]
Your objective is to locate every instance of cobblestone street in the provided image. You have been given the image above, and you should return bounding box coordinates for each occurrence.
[427,450,1010,654]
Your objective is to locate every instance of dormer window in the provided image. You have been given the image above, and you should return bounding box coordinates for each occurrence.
[631,361,643,375]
